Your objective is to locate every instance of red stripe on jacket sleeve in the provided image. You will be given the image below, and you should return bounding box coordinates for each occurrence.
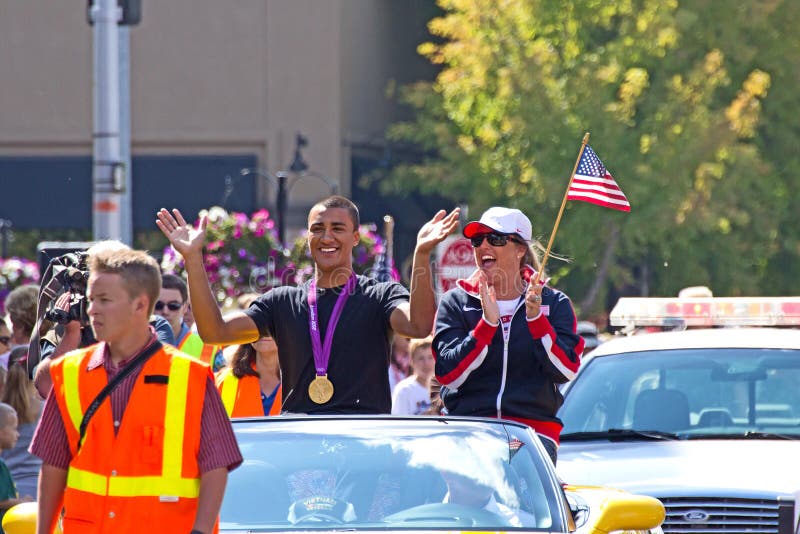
[437,318,497,386]
[526,314,580,376]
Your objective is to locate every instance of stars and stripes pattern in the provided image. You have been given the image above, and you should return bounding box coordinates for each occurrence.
[567,145,630,212]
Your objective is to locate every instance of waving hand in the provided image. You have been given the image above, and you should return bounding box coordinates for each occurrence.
[416,207,461,255]
[156,208,207,259]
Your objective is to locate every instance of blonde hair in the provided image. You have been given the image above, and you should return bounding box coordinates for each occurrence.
[408,336,434,374]
[520,240,545,279]
[88,249,162,315]
[0,402,16,430]
[409,336,433,357]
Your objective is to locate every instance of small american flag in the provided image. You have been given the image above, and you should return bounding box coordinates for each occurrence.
[567,145,630,212]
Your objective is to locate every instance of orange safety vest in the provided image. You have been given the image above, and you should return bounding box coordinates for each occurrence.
[216,365,282,417]
[178,330,219,366]
[50,343,215,534]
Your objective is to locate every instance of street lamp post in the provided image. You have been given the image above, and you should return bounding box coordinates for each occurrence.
[241,134,337,246]
[0,219,12,258]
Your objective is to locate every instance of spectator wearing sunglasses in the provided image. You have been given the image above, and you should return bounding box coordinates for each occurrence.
[432,207,583,464]
[158,274,225,372]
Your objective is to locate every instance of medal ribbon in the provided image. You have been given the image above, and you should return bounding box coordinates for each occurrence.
[308,273,357,376]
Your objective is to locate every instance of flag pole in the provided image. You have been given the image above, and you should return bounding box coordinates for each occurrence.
[534,132,591,284]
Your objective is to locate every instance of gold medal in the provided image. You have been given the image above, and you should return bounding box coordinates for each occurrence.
[308,374,334,404]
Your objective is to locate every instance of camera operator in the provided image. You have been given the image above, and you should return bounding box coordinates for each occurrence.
[31,242,175,399]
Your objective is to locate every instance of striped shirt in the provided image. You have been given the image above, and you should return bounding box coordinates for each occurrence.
[30,331,242,473]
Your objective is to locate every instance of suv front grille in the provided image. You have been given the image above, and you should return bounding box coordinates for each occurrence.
[660,497,780,534]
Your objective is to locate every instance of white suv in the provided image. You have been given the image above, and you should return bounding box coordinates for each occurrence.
[557,297,800,534]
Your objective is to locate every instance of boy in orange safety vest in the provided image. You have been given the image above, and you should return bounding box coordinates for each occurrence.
[30,248,241,534]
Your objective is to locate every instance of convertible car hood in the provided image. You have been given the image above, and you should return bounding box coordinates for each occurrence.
[557,440,800,498]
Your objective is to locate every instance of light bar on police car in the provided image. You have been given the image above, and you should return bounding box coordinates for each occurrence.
[610,296,800,329]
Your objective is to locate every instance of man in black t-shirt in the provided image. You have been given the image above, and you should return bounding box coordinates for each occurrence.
[157,196,459,414]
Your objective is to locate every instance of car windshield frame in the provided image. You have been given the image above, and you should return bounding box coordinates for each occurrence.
[560,347,800,440]
[220,416,568,532]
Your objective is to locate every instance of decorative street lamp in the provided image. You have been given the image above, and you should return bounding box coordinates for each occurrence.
[241,133,338,245]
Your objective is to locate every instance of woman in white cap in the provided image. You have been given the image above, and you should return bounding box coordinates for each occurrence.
[432,207,584,463]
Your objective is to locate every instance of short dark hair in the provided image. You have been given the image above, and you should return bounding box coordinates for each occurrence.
[161,273,188,303]
[312,196,360,229]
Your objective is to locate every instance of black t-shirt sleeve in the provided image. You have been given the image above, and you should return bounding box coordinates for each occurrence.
[379,281,410,322]
[244,292,274,338]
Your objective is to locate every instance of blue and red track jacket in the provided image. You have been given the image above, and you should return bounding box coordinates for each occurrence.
[433,268,583,445]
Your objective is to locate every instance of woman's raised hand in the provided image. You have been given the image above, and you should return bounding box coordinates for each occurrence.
[478,271,500,325]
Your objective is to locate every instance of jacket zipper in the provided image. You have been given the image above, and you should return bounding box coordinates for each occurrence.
[496,295,527,417]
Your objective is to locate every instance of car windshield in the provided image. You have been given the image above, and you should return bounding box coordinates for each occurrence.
[220,418,561,532]
[560,348,800,439]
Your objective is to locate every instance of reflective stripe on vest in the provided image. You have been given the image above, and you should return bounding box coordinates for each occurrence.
[62,356,200,498]
[219,369,238,417]
[217,368,281,417]
[179,332,216,365]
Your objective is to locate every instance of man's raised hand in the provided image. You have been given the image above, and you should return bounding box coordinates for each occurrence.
[415,207,461,255]
[156,208,207,259]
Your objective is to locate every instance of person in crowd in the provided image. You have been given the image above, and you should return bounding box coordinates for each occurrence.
[30,246,242,534]
[391,336,434,415]
[157,274,225,372]
[157,196,459,414]
[2,285,38,369]
[216,335,281,417]
[0,402,31,531]
[432,207,583,463]
[1,347,42,501]
[221,293,261,365]
[0,320,11,369]
[388,335,411,394]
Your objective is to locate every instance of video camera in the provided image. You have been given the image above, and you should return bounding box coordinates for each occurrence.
[42,251,90,326]
[27,242,95,378]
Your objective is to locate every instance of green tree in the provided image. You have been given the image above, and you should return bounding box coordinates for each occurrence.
[383,0,787,316]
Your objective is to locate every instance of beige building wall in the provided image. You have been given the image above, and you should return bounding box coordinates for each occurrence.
[0,0,436,234]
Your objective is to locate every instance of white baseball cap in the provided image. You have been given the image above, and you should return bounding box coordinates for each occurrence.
[462,207,532,241]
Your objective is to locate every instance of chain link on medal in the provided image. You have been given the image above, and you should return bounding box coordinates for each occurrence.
[308,374,334,404]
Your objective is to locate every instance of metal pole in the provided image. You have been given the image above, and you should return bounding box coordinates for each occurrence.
[118,25,133,245]
[91,0,123,240]
[276,172,288,245]
[0,219,10,258]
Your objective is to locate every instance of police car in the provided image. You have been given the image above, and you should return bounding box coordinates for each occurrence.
[557,297,800,534]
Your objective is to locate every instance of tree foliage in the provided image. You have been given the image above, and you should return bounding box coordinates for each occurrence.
[383,0,795,316]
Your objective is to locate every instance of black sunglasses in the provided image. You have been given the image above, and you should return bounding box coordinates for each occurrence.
[470,233,523,248]
[155,300,184,312]
[0,336,10,345]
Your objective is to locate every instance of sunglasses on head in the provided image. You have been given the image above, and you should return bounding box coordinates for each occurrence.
[0,336,10,345]
[470,233,523,248]
[155,300,184,312]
